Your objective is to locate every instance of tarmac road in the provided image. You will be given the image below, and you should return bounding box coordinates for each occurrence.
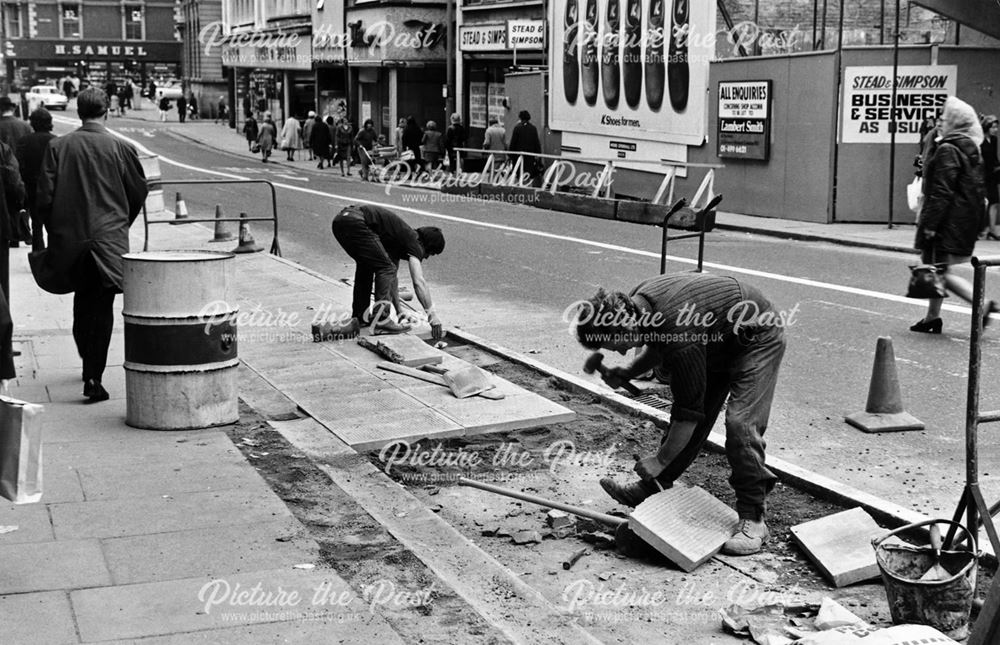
[59,114,1000,533]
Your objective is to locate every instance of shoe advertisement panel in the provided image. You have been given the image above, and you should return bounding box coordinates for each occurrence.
[549,0,713,150]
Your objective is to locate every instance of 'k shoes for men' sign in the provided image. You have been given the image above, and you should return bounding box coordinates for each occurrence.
[841,65,957,144]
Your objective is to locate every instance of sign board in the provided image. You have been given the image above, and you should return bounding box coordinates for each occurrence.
[717,80,771,160]
[549,0,714,148]
[507,20,545,50]
[459,24,507,51]
[222,35,312,70]
[841,65,957,144]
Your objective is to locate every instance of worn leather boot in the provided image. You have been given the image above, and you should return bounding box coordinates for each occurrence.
[599,477,659,507]
[721,517,769,556]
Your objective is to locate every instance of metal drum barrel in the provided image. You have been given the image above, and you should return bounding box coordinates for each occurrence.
[122,251,239,430]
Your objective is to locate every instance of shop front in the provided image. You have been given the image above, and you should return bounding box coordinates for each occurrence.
[223,32,314,129]
[345,5,447,143]
[5,39,181,93]
[458,9,545,147]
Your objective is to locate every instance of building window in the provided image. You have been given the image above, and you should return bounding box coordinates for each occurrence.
[4,3,21,38]
[61,3,81,38]
[124,5,143,40]
[231,0,253,25]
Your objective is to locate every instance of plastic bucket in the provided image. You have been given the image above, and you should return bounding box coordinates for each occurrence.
[872,519,979,640]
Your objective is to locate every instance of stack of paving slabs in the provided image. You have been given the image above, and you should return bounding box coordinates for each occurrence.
[357,334,443,367]
[628,482,739,572]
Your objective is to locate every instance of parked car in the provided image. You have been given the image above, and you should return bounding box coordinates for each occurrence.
[155,83,184,101]
[26,86,68,110]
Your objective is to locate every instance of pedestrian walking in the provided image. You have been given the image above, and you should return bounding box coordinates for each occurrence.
[444,113,466,173]
[483,117,506,152]
[330,204,445,337]
[912,96,996,334]
[395,118,406,155]
[354,119,376,181]
[147,80,157,103]
[0,133,23,298]
[35,87,148,402]
[124,81,134,110]
[576,272,787,555]
[257,114,276,163]
[421,121,443,171]
[216,96,228,124]
[177,95,187,123]
[16,108,54,248]
[310,113,332,169]
[303,111,316,161]
[332,118,353,177]
[402,116,423,174]
[0,96,31,150]
[280,116,302,161]
[243,115,259,152]
[980,114,1000,240]
[158,96,171,122]
[509,110,542,182]
[117,88,128,117]
[187,95,198,120]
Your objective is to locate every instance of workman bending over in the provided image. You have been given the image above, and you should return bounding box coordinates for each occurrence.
[331,204,445,337]
[574,273,788,556]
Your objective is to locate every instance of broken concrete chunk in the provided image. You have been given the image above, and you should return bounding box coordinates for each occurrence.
[597,571,613,581]
[579,531,617,549]
[547,510,575,530]
[512,530,543,545]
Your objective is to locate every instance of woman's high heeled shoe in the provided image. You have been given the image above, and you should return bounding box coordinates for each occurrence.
[910,318,943,334]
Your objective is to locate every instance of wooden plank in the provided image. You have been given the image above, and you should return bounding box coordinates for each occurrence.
[357,335,444,367]
[627,484,739,572]
[790,507,887,587]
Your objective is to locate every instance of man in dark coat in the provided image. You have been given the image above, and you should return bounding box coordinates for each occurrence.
[508,110,542,181]
[16,107,55,248]
[177,95,187,123]
[36,88,148,402]
[309,113,332,169]
[0,96,30,150]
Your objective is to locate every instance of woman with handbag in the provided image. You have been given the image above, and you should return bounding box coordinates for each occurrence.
[912,96,997,334]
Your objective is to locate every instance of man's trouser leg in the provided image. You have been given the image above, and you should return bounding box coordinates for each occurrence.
[73,257,116,383]
[724,331,786,519]
[331,210,396,323]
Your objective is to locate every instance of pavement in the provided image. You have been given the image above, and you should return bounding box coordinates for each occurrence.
[0,106,987,643]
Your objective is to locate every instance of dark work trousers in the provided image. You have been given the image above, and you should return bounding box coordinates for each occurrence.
[331,209,396,324]
[72,255,116,383]
[649,327,786,519]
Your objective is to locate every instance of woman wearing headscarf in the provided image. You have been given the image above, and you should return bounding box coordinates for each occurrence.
[310,113,333,169]
[912,96,994,334]
[242,114,259,152]
[257,113,276,163]
[279,115,303,161]
[303,111,317,161]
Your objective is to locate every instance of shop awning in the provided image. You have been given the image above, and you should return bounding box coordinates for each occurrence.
[912,0,1000,40]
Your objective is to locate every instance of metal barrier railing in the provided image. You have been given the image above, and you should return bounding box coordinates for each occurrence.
[141,179,281,256]
[948,255,1000,554]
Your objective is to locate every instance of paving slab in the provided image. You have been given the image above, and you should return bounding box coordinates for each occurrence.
[357,334,445,367]
[96,618,406,645]
[70,567,386,642]
[43,463,86,504]
[0,502,55,543]
[0,590,78,645]
[101,518,318,585]
[790,507,888,587]
[435,392,578,436]
[76,459,272,501]
[50,487,293,539]
[307,404,465,451]
[45,431,243,470]
[0,538,111,593]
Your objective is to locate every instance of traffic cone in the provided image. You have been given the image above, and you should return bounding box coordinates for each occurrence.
[208,205,236,243]
[845,337,924,433]
[170,192,190,224]
[231,213,263,254]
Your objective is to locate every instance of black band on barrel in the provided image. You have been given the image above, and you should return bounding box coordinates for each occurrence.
[125,320,237,365]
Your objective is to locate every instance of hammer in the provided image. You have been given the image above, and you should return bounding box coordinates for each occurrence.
[583,352,642,396]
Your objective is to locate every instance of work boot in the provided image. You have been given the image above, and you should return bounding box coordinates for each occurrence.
[312,317,361,342]
[721,517,769,556]
[83,379,110,403]
[373,319,411,335]
[600,477,659,507]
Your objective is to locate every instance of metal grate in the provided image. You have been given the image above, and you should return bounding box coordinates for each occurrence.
[629,393,672,410]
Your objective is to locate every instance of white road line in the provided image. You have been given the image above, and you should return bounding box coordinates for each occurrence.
[90,121,975,317]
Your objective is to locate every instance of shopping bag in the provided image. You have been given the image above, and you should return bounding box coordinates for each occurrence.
[0,396,43,504]
[906,176,923,216]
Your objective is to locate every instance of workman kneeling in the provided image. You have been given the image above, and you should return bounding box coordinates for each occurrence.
[574,273,788,556]
[328,204,445,338]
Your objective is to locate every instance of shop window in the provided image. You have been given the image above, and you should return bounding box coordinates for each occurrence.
[4,4,21,38]
[61,3,81,38]
[124,5,143,40]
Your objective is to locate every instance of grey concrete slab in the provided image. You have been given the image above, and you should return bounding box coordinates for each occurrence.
[0,590,78,645]
[0,538,111,593]
[96,618,405,645]
[310,406,465,451]
[6,384,50,403]
[265,418,354,458]
[50,487,293,539]
[43,464,86,504]
[435,392,577,436]
[0,502,54,543]
[47,370,126,403]
[77,459,272,501]
[102,517,318,585]
[237,368,301,421]
[71,568,378,642]
[45,431,244,470]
